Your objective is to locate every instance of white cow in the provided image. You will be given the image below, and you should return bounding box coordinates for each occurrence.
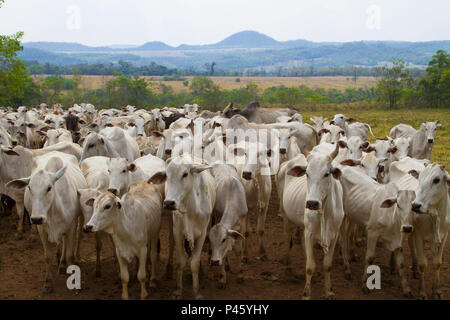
[149,155,216,299]
[331,114,375,141]
[6,151,87,294]
[390,121,441,160]
[84,181,162,300]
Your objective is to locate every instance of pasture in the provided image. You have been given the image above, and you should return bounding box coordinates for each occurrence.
[32,75,378,92]
[0,106,448,300]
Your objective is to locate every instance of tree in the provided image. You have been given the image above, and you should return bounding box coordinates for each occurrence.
[375,59,413,109]
[189,76,223,109]
[0,31,39,106]
[418,50,450,108]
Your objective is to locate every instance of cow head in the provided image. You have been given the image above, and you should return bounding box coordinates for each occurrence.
[381,190,416,234]
[84,191,121,233]
[420,121,441,144]
[412,164,449,214]
[107,158,137,197]
[209,224,244,266]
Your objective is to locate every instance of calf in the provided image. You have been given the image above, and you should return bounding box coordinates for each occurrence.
[84,181,162,300]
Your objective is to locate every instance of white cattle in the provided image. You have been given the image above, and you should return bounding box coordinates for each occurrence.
[410,163,449,299]
[6,151,87,294]
[208,163,247,288]
[340,153,389,182]
[149,155,216,300]
[281,145,344,299]
[390,121,441,160]
[42,128,73,147]
[228,141,272,261]
[336,165,413,297]
[331,114,375,141]
[84,181,162,300]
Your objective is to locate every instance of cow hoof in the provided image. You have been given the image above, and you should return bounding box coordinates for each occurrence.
[351,255,361,263]
[301,294,311,300]
[314,243,322,250]
[326,294,336,300]
[412,271,419,279]
[218,283,227,290]
[376,241,384,248]
[172,290,182,300]
[345,272,353,281]
[432,292,443,300]
[58,266,66,274]
[42,285,53,294]
[195,294,204,300]
[149,279,157,289]
[403,291,413,298]
[256,254,268,262]
[362,287,370,295]
[418,295,427,300]
[356,240,366,247]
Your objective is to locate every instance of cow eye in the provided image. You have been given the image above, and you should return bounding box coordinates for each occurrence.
[222,238,226,244]
[47,186,51,192]
[122,170,126,173]
[361,164,365,168]
[182,172,188,178]
[433,177,440,184]
[324,173,330,178]
[88,143,95,149]
[104,204,111,210]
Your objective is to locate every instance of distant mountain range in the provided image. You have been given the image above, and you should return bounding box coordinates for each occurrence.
[20,30,450,70]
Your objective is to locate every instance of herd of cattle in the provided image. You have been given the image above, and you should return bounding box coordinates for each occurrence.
[0,101,448,300]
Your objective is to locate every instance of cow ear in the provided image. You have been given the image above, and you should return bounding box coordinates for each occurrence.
[190,164,212,174]
[267,149,272,157]
[388,146,398,154]
[152,131,162,137]
[99,137,104,145]
[85,198,95,207]
[381,198,397,208]
[331,167,342,179]
[6,177,31,190]
[347,118,356,123]
[340,159,360,167]
[52,165,68,183]
[361,141,369,150]
[78,137,85,147]
[116,198,122,209]
[365,145,376,153]
[2,148,19,156]
[408,170,419,179]
[337,140,347,148]
[227,229,244,240]
[127,163,137,172]
[287,165,306,177]
[25,122,36,129]
[148,171,167,185]
[318,128,330,136]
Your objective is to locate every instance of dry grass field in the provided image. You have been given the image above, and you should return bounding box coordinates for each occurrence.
[32,75,378,92]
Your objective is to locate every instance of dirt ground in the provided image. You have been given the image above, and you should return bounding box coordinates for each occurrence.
[0,184,449,300]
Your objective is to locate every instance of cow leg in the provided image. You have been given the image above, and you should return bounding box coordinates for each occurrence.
[62,224,77,273]
[431,233,447,300]
[234,237,244,283]
[116,249,129,300]
[242,213,250,264]
[362,232,378,294]
[302,229,315,300]
[323,237,338,300]
[95,233,103,277]
[191,233,207,300]
[256,203,268,261]
[414,234,427,299]
[149,235,158,289]
[340,219,352,280]
[15,201,25,238]
[172,230,186,299]
[283,215,295,278]
[74,215,84,264]
[394,248,412,297]
[218,261,227,289]
[39,227,55,294]
[165,213,174,280]
[138,247,148,300]
[58,236,67,274]
[389,251,396,275]
[408,235,419,279]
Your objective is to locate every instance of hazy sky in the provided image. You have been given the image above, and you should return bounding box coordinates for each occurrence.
[1,0,449,46]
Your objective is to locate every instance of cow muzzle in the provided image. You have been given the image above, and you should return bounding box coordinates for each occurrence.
[428,139,434,144]
[83,225,93,233]
[402,226,413,233]
[306,200,320,210]
[210,259,220,266]
[107,188,118,196]
[30,217,44,225]
[242,171,252,180]
[280,148,287,155]
[165,149,172,156]
[163,200,176,211]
